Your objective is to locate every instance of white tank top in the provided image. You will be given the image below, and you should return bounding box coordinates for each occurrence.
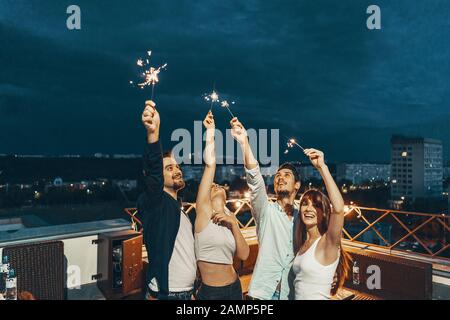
[149,211,197,292]
[292,236,340,300]
[195,210,236,265]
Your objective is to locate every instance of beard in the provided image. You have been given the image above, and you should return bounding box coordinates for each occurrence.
[275,183,291,197]
[172,178,185,191]
[276,189,291,198]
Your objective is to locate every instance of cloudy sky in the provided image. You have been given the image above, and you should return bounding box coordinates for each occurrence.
[0,0,449,162]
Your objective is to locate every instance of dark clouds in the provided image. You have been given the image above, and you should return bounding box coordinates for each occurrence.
[0,0,449,162]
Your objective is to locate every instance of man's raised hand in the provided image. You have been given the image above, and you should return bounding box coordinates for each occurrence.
[304,148,326,170]
[230,117,248,145]
[142,100,160,143]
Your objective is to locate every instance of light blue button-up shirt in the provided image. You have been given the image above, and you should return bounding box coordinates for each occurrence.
[246,165,297,300]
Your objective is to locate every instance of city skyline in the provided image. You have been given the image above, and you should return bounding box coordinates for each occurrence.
[0,134,448,164]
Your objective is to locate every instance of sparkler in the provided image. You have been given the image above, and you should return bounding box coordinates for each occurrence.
[130,50,167,100]
[203,87,237,118]
[220,100,236,118]
[284,136,305,155]
[204,89,220,112]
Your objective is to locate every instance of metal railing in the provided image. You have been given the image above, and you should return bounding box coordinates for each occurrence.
[124,198,449,261]
[341,205,448,259]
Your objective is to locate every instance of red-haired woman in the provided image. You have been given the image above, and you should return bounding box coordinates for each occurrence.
[292,148,351,300]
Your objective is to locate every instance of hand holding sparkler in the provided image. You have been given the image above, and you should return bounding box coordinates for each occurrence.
[141,100,160,143]
[230,117,248,146]
[304,148,326,170]
[203,110,215,130]
[203,111,216,167]
[230,117,258,170]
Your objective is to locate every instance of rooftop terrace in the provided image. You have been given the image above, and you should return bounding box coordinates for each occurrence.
[0,198,448,300]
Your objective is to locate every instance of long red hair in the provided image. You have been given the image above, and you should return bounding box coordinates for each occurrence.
[294,189,351,295]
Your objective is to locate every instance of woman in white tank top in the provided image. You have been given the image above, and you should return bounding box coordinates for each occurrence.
[292,148,351,300]
[194,111,250,300]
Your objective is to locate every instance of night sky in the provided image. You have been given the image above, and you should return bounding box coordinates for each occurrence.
[1,0,449,163]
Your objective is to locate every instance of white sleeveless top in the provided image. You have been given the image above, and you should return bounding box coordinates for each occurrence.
[292,237,340,300]
[195,211,236,265]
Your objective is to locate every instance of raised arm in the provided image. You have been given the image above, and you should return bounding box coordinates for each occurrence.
[195,111,216,232]
[232,221,250,261]
[141,100,164,204]
[230,118,257,170]
[304,148,345,247]
[230,118,268,226]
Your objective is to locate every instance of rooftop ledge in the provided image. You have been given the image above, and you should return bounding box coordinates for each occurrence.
[0,218,132,247]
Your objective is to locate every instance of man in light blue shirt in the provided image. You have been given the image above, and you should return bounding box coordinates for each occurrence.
[230,118,301,300]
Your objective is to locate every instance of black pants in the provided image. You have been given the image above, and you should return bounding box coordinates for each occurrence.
[197,278,243,300]
[147,289,194,300]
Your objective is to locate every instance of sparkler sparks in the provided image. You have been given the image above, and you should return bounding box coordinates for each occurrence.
[203,87,237,117]
[210,91,219,103]
[130,50,167,100]
[204,90,219,103]
[284,137,305,154]
[220,100,235,118]
[204,89,220,111]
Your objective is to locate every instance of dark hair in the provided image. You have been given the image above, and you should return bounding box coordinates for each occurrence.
[294,189,351,295]
[277,163,301,182]
[163,150,173,159]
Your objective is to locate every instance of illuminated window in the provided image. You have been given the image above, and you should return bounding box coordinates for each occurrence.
[401,152,408,157]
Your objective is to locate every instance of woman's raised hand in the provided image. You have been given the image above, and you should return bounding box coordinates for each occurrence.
[230,117,248,145]
[203,110,215,130]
